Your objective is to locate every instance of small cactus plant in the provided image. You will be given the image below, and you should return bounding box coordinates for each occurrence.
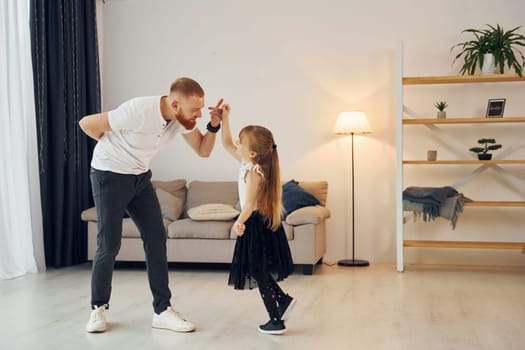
[434,101,448,111]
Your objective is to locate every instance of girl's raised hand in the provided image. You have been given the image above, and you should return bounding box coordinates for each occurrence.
[222,104,231,120]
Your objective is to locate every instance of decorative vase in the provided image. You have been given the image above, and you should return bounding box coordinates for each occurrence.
[436,111,446,119]
[427,150,437,161]
[478,153,492,160]
[481,53,495,74]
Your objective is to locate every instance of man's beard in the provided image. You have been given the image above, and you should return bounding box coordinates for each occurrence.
[176,112,196,130]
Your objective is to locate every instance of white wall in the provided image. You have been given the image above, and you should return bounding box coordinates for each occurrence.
[100,0,525,266]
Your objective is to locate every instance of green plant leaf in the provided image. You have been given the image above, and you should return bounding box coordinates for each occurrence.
[451,24,525,76]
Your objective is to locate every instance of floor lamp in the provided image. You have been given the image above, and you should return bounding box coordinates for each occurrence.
[334,111,371,267]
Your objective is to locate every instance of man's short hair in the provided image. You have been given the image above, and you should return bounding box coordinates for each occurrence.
[170,77,204,97]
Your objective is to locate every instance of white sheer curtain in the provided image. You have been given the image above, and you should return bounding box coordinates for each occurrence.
[0,0,45,279]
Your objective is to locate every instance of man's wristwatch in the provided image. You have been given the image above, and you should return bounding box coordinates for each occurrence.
[206,122,221,133]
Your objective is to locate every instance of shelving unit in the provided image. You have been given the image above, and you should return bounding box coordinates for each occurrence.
[395,44,525,272]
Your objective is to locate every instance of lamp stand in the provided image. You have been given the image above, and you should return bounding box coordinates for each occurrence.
[338,132,369,267]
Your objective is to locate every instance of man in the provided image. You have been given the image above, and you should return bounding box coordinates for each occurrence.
[79,77,223,333]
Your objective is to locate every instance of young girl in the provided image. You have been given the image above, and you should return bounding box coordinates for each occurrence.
[220,104,295,335]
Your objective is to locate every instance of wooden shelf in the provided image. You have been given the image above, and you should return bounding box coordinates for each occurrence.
[403,74,525,85]
[395,44,525,272]
[403,117,525,124]
[404,240,525,251]
[403,160,525,165]
[464,201,525,207]
[403,202,525,222]
[403,201,525,213]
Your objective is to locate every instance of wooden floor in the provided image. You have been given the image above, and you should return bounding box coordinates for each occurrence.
[1,262,524,350]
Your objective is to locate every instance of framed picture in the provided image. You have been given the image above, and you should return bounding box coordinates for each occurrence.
[486,98,506,118]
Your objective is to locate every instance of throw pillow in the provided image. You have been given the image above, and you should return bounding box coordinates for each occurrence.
[152,179,187,203]
[282,179,320,216]
[156,188,184,221]
[187,203,240,221]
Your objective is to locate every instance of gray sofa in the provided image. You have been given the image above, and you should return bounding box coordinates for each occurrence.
[81,179,330,275]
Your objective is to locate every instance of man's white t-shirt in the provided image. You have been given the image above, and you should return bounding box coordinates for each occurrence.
[91,96,194,174]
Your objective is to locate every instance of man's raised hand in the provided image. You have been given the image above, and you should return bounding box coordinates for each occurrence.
[208,98,224,126]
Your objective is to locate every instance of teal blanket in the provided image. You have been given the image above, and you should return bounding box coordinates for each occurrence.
[402,186,471,229]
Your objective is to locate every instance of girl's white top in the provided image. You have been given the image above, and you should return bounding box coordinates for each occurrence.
[238,162,264,209]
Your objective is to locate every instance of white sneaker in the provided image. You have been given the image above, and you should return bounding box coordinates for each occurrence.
[152,306,195,333]
[86,305,107,333]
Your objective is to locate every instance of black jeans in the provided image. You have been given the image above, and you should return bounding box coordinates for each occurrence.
[90,168,171,314]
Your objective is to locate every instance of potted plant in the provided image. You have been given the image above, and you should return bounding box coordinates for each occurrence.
[469,138,502,160]
[450,24,525,76]
[434,101,448,118]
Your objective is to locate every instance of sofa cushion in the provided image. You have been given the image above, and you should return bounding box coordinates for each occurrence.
[156,188,184,221]
[286,205,331,225]
[282,179,320,215]
[187,203,240,221]
[122,218,141,238]
[80,189,183,223]
[185,181,238,217]
[121,218,171,238]
[168,219,234,239]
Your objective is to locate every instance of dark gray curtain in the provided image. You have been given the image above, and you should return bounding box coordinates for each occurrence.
[30,0,101,267]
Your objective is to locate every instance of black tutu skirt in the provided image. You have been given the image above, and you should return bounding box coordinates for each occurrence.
[228,211,294,290]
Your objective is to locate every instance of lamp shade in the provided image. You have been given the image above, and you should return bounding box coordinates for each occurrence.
[333,111,372,135]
